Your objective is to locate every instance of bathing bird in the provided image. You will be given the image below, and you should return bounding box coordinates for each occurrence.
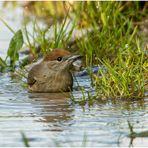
[27,48,82,93]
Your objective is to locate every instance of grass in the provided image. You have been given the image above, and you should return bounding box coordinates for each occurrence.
[93,35,146,99]
[21,11,75,64]
[21,132,30,147]
[24,10,75,50]
[75,2,147,101]
[127,120,148,146]
[0,1,147,101]
[21,131,90,147]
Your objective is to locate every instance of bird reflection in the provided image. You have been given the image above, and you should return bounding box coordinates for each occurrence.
[28,92,74,130]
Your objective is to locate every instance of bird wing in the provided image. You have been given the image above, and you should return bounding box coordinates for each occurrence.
[27,63,49,86]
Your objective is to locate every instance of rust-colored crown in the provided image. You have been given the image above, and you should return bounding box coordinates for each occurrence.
[44,48,71,61]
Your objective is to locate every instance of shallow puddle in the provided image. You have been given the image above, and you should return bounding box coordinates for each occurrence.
[0,73,148,147]
[0,3,148,147]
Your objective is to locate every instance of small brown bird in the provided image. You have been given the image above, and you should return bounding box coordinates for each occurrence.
[27,48,82,93]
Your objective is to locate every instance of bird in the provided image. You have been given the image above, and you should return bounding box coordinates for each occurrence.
[27,48,82,93]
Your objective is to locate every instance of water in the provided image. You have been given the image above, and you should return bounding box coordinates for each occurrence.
[0,3,148,147]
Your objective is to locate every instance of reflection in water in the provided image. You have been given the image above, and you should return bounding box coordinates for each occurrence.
[108,97,146,111]
[28,90,148,147]
[0,73,148,146]
[28,92,74,131]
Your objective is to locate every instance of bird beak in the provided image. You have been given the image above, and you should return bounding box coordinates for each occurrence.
[62,55,83,70]
[66,55,83,63]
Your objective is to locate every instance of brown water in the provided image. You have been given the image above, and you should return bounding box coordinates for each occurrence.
[0,4,148,147]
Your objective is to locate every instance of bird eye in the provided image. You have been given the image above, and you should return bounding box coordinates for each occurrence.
[57,57,62,61]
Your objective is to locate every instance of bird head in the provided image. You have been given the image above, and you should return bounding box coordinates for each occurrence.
[46,54,83,72]
[44,48,83,71]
